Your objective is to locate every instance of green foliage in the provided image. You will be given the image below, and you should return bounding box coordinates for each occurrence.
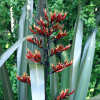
[81,1,96,27]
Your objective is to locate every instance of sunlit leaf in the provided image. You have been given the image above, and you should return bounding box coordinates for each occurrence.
[29,63,45,100]
[74,28,96,100]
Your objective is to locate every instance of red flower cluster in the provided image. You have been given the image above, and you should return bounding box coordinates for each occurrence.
[26,36,42,47]
[56,89,75,100]
[37,17,47,27]
[51,59,73,73]
[15,73,30,86]
[44,9,67,23]
[52,23,64,31]
[26,49,41,63]
[51,44,71,55]
[29,24,53,37]
[29,9,67,38]
[55,30,68,39]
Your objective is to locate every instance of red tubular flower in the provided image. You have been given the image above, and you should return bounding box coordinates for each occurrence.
[56,31,62,39]
[27,36,42,47]
[46,29,49,37]
[40,38,42,44]
[52,23,59,29]
[60,11,67,21]
[37,20,41,26]
[55,30,68,39]
[37,17,46,27]
[54,47,58,54]
[53,10,57,22]
[34,50,41,62]
[56,12,62,22]
[55,24,60,30]
[65,60,73,67]
[34,24,41,33]
[49,28,53,36]
[44,9,49,21]
[26,49,41,63]
[62,30,68,37]
[57,44,64,51]
[51,60,73,73]
[62,44,71,51]
[55,11,67,23]
[56,89,75,100]
[26,36,34,43]
[34,24,45,34]
[34,37,39,45]
[29,26,37,34]
[50,12,53,23]
[42,26,46,34]
[69,89,75,95]
[51,44,71,55]
[15,73,31,86]
[40,17,46,26]
[51,63,56,72]
[51,48,54,55]
[58,24,64,30]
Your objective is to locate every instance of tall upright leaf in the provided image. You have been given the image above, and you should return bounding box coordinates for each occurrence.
[49,42,59,99]
[29,63,45,100]
[29,0,45,100]
[60,39,70,91]
[69,1,83,100]
[74,10,100,100]
[74,28,96,100]
[17,0,33,100]
[0,45,15,100]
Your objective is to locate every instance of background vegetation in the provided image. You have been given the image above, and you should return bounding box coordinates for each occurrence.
[0,0,100,99]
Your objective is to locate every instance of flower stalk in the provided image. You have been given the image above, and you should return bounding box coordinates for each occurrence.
[16,9,75,100]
